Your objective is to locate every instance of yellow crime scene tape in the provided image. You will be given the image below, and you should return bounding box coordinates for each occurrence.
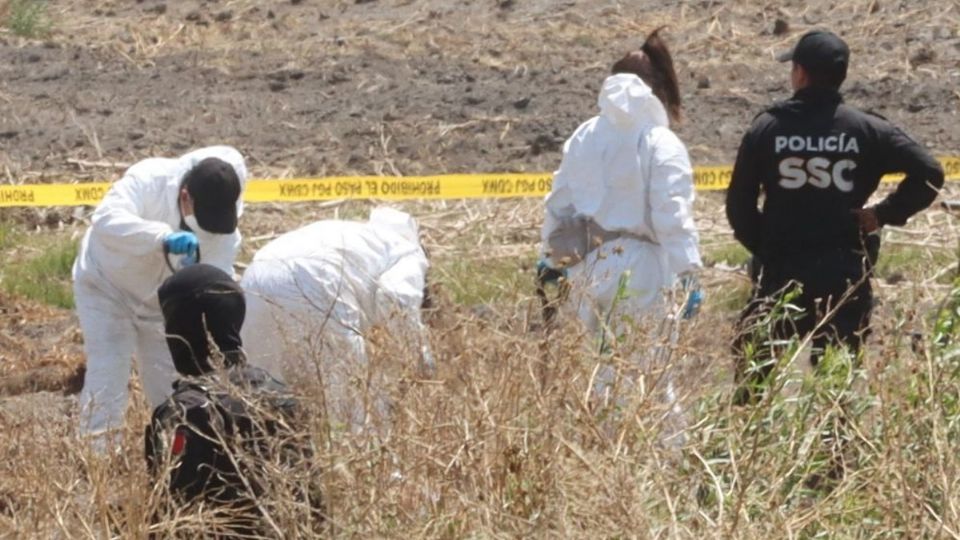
[2,157,959,208]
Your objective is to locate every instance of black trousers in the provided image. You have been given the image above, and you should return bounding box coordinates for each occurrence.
[732,248,874,405]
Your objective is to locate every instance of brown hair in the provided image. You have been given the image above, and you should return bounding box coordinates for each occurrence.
[611,27,682,123]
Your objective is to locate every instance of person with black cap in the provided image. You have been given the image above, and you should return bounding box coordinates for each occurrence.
[727,30,944,404]
[145,264,320,535]
[72,146,248,449]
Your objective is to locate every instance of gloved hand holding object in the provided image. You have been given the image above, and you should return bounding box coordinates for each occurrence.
[679,272,703,320]
[535,258,568,326]
[536,258,567,285]
[163,231,200,271]
[164,231,199,255]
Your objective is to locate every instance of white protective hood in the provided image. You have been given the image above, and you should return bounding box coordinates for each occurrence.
[597,72,670,130]
[369,206,420,245]
[542,73,701,278]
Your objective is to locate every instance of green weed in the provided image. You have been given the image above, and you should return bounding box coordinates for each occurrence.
[710,279,752,313]
[436,252,536,306]
[0,221,15,251]
[704,242,752,268]
[6,0,51,38]
[875,244,955,284]
[2,233,76,309]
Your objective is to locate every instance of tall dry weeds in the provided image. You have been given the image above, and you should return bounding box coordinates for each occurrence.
[2,272,960,537]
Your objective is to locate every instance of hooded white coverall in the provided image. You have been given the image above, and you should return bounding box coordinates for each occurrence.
[73,146,247,440]
[542,72,702,332]
[542,74,702,444]
[240,207,430,429]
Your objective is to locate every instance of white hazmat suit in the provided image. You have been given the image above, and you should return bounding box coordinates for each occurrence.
[73,146,247,440]
[541,74,702,445]
[542,73,702,331]
[240,207,430,429]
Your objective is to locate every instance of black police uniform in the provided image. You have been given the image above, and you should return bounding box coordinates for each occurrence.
[727,86,944,401]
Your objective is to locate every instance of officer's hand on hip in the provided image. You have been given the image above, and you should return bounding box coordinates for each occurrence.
[852,207,880,234]
[163,231,199,256]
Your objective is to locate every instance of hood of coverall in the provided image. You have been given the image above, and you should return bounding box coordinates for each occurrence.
[158,264,246,376]
[597,73,670,130]
[368,206,420,246]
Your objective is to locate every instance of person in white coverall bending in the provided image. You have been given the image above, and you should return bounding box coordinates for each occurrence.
[240,207,430,430]
[73,146,247,446]
[539,29,702,441]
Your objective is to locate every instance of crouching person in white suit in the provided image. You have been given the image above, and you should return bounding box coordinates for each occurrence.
[73,146,248,449]
[539,30,702,446]
[240,207,431,431]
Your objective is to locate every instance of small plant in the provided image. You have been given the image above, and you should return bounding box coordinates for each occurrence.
[874,244,955,284]
[6,0,51,39]
[2,234,77,308]
[705,242,752,268]
[437,251,536,306]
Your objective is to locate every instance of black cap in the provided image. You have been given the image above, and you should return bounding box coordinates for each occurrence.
[778,30,849,80]
[159,264,246,376]
[182,158,241,234]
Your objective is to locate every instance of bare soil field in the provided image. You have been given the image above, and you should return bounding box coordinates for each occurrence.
[1,0,958,181]
[2,0,960,537]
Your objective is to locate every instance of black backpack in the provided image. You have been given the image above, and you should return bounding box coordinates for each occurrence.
[145,365,321,527]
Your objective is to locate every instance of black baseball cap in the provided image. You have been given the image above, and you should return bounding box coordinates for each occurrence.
[778,30,849,80]
[159,264,245,375]
[182,157,241,234]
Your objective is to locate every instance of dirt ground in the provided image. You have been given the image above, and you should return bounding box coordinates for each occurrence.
[0,0,959,397]
[1,0,958,182]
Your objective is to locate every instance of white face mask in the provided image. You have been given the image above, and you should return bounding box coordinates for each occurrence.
[183,214,226,237]
[183,214,204,234]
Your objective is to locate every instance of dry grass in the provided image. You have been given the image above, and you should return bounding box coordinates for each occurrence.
[2,272,960,537]
[0,291,83,395]
[1,188,960,536]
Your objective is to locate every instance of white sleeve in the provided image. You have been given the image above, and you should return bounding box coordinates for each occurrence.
[376,251,427,317]
[90,172,173,257]
[199,230,241,277]
[540,136,579,259]
[648,130,702,276]
[375,251,433,370]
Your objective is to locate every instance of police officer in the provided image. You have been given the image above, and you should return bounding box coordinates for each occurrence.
[727,30,944,404]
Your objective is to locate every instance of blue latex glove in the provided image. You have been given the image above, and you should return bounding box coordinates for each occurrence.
[680,273,704,320]
[163,231,199,256]
[536,258,567,285]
